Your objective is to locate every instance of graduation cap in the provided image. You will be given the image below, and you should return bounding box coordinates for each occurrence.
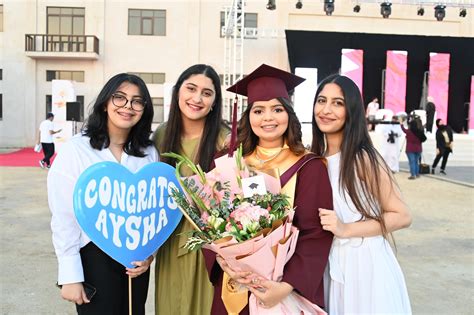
[226,64,305,104]
[248,182,259,190]
[226,64,305,155]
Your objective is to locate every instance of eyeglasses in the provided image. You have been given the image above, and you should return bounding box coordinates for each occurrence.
[111,94,145,112]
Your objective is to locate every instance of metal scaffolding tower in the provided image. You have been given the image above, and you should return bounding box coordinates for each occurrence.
[222,0,245,122]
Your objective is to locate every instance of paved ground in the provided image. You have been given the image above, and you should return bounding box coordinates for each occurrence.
[0,166,473,314]
[399,162,474,187]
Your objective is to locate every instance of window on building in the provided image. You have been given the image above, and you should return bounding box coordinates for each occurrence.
[152,97,164,123]
[129,9,166,36]
[0,5,4,32]
[129,72,165,84]
[220,12,257,37]
[46,70,85,82]
[46,95,52,116]
[245,13,258,28]
[47,7,85,35]
[0,69,2,80]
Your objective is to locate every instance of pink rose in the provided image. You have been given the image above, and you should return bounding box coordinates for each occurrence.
[201,211,210,224]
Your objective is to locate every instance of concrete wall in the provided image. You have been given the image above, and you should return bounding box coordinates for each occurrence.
[0,0,472,147]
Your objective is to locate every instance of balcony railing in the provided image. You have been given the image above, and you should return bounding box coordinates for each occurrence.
[25,34,99,54]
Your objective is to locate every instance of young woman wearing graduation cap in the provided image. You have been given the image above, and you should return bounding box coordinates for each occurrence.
[152,64,230,315]
[203,64,334,314]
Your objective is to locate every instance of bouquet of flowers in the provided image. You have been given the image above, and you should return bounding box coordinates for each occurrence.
[164,147,290,250]
[163,147,326,315]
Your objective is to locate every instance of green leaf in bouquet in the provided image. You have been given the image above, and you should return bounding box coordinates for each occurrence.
[182,231,212,251]
[228,217,244,242]
[235,144,243,170]
[170,159,209,214]
[161,151,207,183]
[169,187,206,229]
[209,199,217,208]
[259,215,271,229]
[217,219,227,233]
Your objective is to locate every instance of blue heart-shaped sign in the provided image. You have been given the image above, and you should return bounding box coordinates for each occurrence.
[73,161,183,268]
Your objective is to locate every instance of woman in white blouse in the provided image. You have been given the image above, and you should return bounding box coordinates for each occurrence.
[48,73,158,314]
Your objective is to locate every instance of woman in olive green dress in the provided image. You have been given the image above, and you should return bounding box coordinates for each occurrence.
[152,64,229,314]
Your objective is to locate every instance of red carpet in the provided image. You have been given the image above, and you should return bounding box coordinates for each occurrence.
[0,148,56,167]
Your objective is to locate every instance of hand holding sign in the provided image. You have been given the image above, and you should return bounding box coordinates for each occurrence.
[73,161,183,268]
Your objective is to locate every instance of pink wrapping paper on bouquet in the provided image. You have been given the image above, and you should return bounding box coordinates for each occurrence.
[203,213,294,271]
[204,214,326,315]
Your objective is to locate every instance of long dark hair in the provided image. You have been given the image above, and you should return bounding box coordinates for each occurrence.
[160,64,226,172]
[83,73,153,157]
[238,97,306,156]
[311,74,393,237]
[409,116,425,142]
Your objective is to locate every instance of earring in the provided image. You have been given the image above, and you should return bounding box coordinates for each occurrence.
[210,106,213,112]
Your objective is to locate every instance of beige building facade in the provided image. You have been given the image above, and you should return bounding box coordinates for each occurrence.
[0,0,472,147]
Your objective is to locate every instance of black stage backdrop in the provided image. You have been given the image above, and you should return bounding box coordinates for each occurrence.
[286,30,474,132]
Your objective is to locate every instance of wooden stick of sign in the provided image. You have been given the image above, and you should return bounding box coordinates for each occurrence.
[129,276,132,315]
[177,205,201,231]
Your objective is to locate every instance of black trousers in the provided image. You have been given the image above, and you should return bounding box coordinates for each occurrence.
[76,243,150,315]
[41,142,55,166]
[432,150,450,170]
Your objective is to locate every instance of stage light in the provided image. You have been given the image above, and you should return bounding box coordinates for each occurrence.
[380,2,392,19]
[434,4,446,21]
[266,0,276,10]
[353,5,361,13]
[417,7,424,16]
[324,0,335,16]
[459,8,467,17]
[296,0,303,9]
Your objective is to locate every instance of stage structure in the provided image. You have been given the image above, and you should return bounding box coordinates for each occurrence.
[428,53,451,123]
[286,30,474,132]
[222,0,245,122]
[341,49,364,96]
[384,50,408,115]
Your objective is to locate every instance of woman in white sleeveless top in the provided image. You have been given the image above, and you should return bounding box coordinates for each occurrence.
[311,74,412,315]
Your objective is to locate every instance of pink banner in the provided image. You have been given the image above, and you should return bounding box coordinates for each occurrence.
[470,76,474,133]
[427,53,450,123]
[384,50,407,114]
[341,49,363,96]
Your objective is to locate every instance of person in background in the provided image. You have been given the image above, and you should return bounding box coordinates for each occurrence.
[204,64,333,314]
[381,115,402,173]
[366,97,379,131]
[431,118,453,175]
[152,64,230,315]
[425,96,436,133]
[37,112,62,169]
[48,73,158,314]
[401,115,426,180]
[312,74,412,314]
